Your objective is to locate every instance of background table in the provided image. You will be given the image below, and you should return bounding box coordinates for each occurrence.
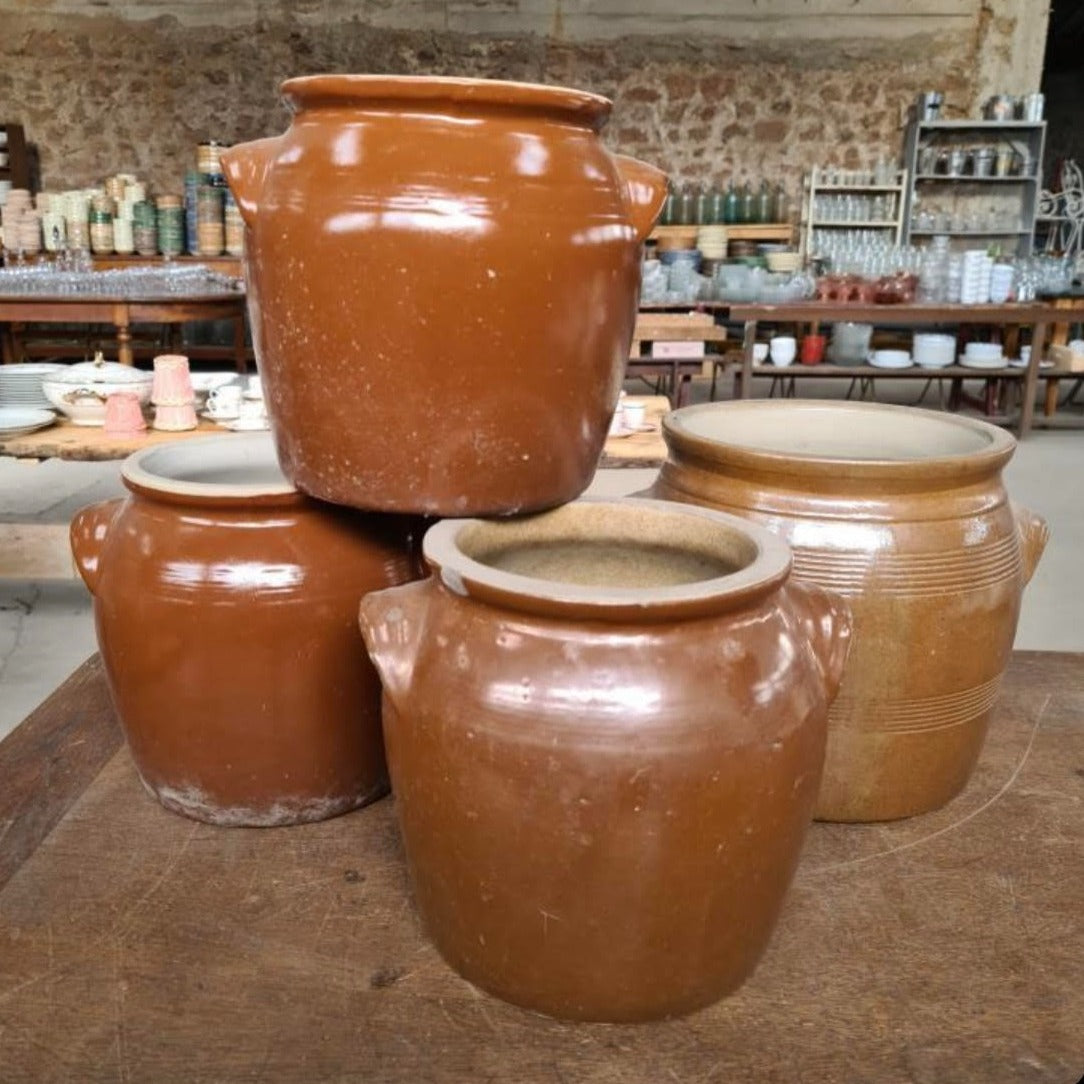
[0,291,249,370]
[727,301,1068,436]
[1,651,1080,1082]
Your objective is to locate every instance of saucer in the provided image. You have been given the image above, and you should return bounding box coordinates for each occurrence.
[1008,358,1053,369]
[222,416,271,432]
[959,356,1007,370]
[608,423,657,439]
[201,408,241,422]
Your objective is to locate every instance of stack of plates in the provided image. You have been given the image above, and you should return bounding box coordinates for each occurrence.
[0,406,57,439]
[0,363,65,411]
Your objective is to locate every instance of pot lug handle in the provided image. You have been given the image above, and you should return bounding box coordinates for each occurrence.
[786,579,853,704]
[69,499,124,595]
[612,154,669,244]
[358,579,432,714]
[1012,502,1049,586]
[220,137,280,229]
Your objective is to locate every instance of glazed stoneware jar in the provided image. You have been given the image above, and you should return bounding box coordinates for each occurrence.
[70,433,423,826]
[358,498,851,1022]
[221,75,667,517]
[649,401,1048,823]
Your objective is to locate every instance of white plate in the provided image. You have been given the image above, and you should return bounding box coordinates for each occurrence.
[201,409,241,422]
[868,354,913,370]
[0,407,57,438]
[959,356,1007,370]
[1008,358,1054,369]
[221,417,271,432]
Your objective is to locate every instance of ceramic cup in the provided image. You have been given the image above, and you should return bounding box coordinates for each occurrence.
[622,401,646,430]
[239,398,268,420]
[103,392,147,437]
[753,343,769,363]
[246,374,264,400]
[770,336,797,367]
[206,385,244,417]
[801,335,827,365]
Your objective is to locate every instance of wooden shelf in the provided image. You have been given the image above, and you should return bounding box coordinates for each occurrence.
[650,224,794,243]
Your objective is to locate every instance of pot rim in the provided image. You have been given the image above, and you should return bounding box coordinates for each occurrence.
[663,400,1016,480]
[421,497,792,622]
[122,432,302,505]
[280,74,612,127]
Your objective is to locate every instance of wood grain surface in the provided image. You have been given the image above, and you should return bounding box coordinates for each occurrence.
[0,417,240,462]
[0,652,1081,1083]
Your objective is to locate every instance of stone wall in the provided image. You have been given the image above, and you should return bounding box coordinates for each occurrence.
[0,1,1047,217]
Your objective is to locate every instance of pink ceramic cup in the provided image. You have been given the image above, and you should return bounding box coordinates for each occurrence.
[103,392,147,437]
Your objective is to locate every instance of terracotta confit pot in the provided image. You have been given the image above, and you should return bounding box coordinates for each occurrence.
[648,401,1048,823]
[70,433,423,826]
[358,498,851,1021]
[221,75,667,517]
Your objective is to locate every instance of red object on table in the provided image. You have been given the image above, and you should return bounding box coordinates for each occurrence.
[800,334,826,364]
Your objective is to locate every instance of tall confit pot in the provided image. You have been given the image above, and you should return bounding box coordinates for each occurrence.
[221,75,667,517]
[358,498,851,1021]
[648,401,1048,823]
[70,433,423,826]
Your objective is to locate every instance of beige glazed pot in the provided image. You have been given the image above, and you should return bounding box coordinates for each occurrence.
[359,498,851,1021]
[649,400,1048,822]
[222,75,667,516]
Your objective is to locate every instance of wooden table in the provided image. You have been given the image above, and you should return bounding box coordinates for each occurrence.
[0,290,249,370]
[728,302,1064,436]
[1,650,1080,1081]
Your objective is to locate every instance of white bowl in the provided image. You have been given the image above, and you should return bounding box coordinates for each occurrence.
[964,342,1002,361]
[869,349,912,369]
[913,333,956,369]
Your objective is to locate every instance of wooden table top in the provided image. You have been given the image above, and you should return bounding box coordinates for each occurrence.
[0,416,241,461]
[2,399,669,466]
[1,651,1080,1082]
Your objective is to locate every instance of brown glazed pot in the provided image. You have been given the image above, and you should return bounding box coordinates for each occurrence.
[221,75,668,517]
[358,498,851,1021]
[649,401,1048,823]
[70,433,423,826]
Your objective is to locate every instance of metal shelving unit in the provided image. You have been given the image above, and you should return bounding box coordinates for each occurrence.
[901,119,1046,258]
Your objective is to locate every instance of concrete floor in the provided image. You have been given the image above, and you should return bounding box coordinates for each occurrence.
[3,380,1083,742]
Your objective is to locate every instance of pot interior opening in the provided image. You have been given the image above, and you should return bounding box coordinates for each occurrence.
[455,502,758,590]
[124,433,296,497]
[680,404,996,461]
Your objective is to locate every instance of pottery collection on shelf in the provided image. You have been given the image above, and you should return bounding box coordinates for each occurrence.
[67,74,1045,1024]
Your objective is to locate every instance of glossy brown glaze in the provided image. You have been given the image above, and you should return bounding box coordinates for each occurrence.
[358,498,850,1021]
[649,400,1048,822]
[70,434,424,826]
[221,75,667,516]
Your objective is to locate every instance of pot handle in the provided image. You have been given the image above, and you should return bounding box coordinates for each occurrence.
[358,579,432,713]
[612,154,669,244]
[70,499,124,595]
[785,579,853,704]
[220,136,280,229]
[1012,502,1049,586]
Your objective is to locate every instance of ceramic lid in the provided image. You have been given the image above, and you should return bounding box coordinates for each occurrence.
[48,359,152,386]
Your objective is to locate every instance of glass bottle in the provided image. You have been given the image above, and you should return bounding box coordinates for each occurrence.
[756,180,773,225]
[722,181,739,225]
[659,183,677,227]
[739,182,756,225]
[709,186,726,226]
[696,185,712,226]
[773,184,790,226]
[676,185,696,226]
